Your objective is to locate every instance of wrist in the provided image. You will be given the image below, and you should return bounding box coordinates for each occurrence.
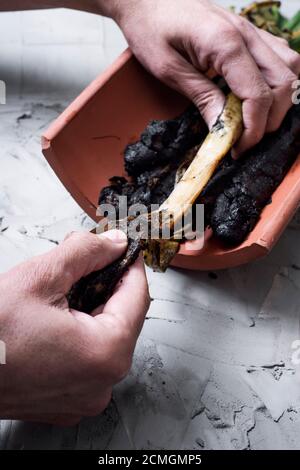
[95,0,142,23]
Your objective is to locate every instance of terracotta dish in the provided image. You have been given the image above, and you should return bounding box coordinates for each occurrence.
[42,49,300,270]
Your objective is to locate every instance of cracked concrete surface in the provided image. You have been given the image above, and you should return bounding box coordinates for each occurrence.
[0,91,300,450]
[1,0,300,450]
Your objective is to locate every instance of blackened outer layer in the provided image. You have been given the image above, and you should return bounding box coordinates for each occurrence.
[211,104,300,246]
[98,165,177,215]
[68,104,300,313]
[70,108,206,314]
[124,106,204,176]
[67,238,142,314]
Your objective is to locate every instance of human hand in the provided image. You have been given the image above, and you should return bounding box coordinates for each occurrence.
[111,0,300,155]
[0,230,149,425]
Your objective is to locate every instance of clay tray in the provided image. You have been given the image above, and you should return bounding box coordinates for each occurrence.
[42,49,300,270]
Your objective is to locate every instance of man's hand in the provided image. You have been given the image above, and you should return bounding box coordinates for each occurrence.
[0,230,149,425]
[2,0,299,154]
[108,0,300,156]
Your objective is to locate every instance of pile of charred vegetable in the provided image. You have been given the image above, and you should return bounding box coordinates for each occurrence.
[68,2,300,313]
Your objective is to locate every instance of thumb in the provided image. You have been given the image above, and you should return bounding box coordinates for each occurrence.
[43,230,128,293]
[158,48,226,129]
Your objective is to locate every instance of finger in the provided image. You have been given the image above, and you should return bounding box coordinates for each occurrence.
[43,230,128,293]
[229,16,297,134]
[218,6,300,77]
[97,256,150,343]
[210,9,275,155]
[222,64,272,155]
[256,28,300,76]
[155,46,226,129]
[213,29,273,155]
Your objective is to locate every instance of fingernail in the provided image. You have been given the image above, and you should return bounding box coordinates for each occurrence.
[99,229,128,244]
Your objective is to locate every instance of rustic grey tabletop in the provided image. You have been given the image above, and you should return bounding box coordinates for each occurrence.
[1,1,300,450]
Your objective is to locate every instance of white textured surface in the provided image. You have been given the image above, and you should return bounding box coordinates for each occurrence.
[0,0,300,451]
[1,0,298,96]
[0,8,126,97]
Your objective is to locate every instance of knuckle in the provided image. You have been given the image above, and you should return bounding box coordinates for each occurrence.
[276,71,298,97]
[254,86,273,108]
[282,70,298,85]
[218,27,242,59]
[220,23,240,41]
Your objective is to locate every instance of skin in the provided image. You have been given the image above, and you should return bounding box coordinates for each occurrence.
[1,0,300,152]
[110,0,300,156]
[0,230,150,425]
[0,0,299,425]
